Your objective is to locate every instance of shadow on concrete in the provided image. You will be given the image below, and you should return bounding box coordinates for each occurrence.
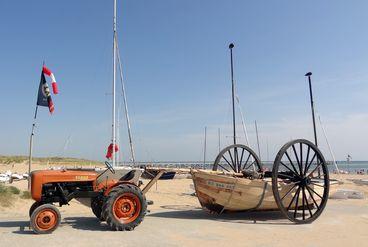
[0,217,110,234]
[0,220,34,234]
[148,205,292,225]
[62,217,110,231]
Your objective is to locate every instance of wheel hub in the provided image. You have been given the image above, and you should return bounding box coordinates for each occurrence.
[299,177,311,187]
[114,195,140,222]
[36,210,57,230]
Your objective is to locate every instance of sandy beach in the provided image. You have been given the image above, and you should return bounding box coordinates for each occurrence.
[0,163,368,247]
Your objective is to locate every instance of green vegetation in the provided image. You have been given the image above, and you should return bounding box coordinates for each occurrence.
[0,155,102,166]
[0,184,16,207]
[20,190,32,199]
[0,184,32,207]
[7,185,20,194]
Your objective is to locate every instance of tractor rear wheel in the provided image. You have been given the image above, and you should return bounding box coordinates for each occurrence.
[30,204,61,234]
[91,195,105,221]
[102,184,147,231]
[29,201,43,217]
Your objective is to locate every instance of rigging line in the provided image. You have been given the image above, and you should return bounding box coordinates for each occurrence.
[116,100,122,165]
[234,81,256,171]
[317,114,340,174]
[235,94,250,147]
[115,35,136,165]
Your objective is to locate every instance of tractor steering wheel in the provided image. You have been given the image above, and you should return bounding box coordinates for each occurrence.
[105,161,115,174]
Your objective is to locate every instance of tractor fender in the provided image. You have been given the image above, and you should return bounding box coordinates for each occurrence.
[103,181,138,196]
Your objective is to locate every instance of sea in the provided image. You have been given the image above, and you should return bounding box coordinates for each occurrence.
[130,160,368,174]
[260,161,368,174]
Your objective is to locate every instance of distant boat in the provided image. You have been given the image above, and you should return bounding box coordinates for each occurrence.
[0,174,10,183]
[142,169,176,180]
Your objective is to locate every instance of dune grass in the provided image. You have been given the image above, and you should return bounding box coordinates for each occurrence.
[0,155,102,166]
[0,184,31,207]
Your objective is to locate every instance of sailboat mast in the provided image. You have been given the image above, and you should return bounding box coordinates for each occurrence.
[229,43,236,145]
[305,72,318,147]
[112,0,117,167]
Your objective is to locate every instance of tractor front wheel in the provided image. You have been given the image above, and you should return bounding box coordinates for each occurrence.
[30,204,61,234]
[29,201,43,217]
[102,184,147,231]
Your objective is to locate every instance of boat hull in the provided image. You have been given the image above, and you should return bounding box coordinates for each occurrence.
[191,170,321,212]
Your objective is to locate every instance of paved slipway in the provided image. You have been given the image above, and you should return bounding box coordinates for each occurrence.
[0,178,367,247]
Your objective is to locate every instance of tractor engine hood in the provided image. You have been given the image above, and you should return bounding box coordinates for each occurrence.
[31,170,98,201]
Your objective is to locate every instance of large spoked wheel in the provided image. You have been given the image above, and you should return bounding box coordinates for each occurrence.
[213,144,262,173]
[272,139,329,224]
[30,204,61,234]
[102,184,147,231]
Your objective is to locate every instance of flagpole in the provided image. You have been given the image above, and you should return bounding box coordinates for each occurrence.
[28,105,38,190]
[112,0,117,167]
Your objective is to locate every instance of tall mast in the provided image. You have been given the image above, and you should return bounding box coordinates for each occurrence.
[112,0,117,167]
[305,72,318,147]
[229,43,236,145]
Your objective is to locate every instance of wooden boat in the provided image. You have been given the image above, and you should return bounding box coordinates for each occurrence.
[188,44,331,224]
[190,139,330,224]
[191,169,324,212]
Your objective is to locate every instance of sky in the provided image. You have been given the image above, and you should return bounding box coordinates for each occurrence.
[0,0,367,162]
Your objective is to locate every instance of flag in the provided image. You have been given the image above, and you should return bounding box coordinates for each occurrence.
[42,66,58,94]
[37,72,55,114]
[106,143,119,159]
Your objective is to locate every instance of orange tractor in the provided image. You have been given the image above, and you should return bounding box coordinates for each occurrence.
[28,162,159,234]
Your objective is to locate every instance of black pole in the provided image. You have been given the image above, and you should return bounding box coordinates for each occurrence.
[229,43,236,145]
[305,72,318,147]
[28,105,38,190]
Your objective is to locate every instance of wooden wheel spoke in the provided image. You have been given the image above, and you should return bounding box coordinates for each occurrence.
[303,188,313,218]
[227,150,236,172]
[309,182,327,188]
[307,162,322,178]
[287,186,301,211]
[306,185,323,200]
[304,153,316,175]
[301,187,306,220]
[218,163,230,172]
[305,185,320,210]
[242,153,251,170]
[285,152,300,175]
[238,148,245,172]
[234,147,239,172]
[293,187,302,218]
[281,184,297,201]
[292,144,302,176]
[280,161,300,178]
[222,155,236,172]
[244,160,256,170]
[300,143,303,176]
[304,145,311,175]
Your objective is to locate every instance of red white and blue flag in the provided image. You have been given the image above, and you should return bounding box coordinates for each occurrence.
[36,65,59,113]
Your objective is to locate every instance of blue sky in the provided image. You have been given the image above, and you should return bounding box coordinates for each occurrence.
[0,0,367,161]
